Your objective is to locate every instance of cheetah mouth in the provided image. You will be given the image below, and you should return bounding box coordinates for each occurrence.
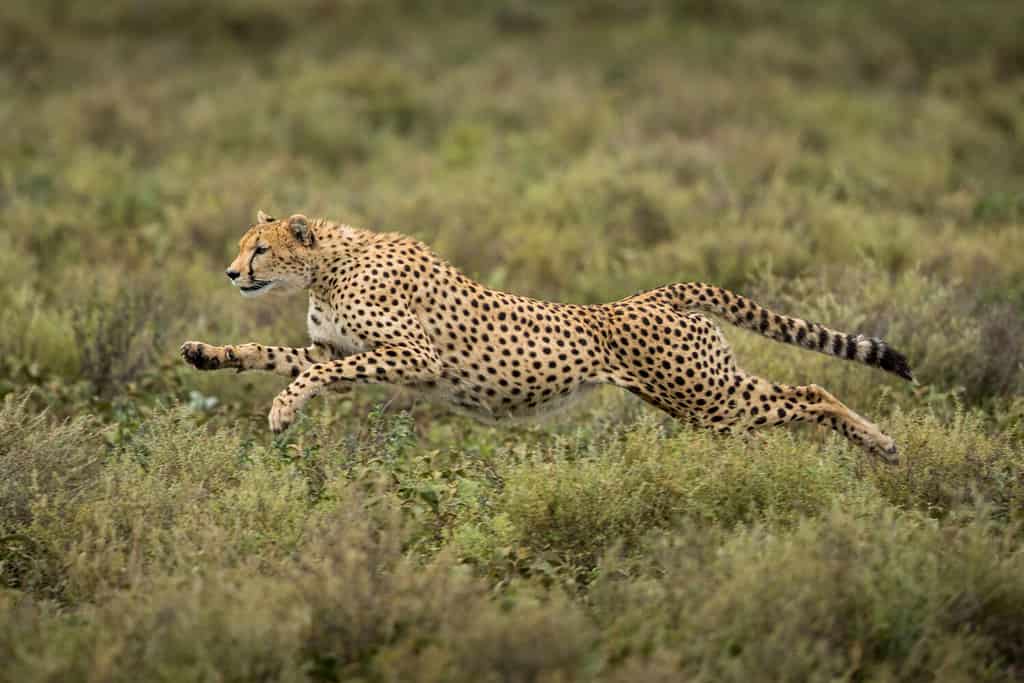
[239,280,276,296]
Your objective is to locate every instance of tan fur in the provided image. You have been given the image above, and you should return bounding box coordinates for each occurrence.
[182,211,912,462]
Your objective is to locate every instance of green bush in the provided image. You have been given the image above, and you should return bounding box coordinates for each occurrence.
[592,505,1024,682]
[493,418,869,570]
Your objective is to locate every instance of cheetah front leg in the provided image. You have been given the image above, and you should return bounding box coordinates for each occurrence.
[180,341,340,379]
[268,346,442,433]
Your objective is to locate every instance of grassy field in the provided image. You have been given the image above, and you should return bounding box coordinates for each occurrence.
[2,1,1024,680]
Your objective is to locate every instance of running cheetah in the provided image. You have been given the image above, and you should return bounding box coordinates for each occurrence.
[181,211,913,462]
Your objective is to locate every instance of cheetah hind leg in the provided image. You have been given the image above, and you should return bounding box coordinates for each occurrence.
[724,378,898,464]
[626,376,899,464]
[603,306,897,462]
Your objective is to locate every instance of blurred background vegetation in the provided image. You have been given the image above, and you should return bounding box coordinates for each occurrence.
[1,1,1023,681]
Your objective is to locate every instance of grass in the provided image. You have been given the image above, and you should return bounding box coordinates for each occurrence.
[1,0,1023,680]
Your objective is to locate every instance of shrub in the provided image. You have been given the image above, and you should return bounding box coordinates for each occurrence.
[71,281,172,398]
[592,505,1024,682]
[873,409,1024,524]
[0,394,102,595]
[14,406,318,602]
[485,417,874,576]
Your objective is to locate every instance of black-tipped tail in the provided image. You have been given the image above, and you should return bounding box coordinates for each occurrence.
[878,346,914,382]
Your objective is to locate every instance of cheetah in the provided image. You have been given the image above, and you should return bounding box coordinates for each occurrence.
[181,211,913,463]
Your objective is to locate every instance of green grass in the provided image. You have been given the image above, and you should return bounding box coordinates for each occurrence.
[1,1,1023,680]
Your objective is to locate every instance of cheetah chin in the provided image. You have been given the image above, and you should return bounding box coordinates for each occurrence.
[182,210,914,462]
[238,280,278,297]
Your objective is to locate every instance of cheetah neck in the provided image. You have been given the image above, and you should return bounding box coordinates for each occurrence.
[305,221,377,293]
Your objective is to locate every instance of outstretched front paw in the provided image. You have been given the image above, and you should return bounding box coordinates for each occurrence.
[872,435,900,466]
[180,341,238,371]
[268,394,299,433]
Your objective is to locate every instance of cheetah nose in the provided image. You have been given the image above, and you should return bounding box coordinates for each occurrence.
[225,269,240,281]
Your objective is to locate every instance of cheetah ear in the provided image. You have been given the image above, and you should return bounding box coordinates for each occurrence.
[256,209,275,224]
[288,214,314,246]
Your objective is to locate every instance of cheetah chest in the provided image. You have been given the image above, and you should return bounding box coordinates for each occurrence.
[306,303,370,356]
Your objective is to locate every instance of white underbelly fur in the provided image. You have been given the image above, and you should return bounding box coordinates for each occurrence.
[412,378,599,425]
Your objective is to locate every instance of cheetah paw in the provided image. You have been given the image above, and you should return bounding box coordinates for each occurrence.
[873,435,900,465]
[180,341,237,371]
[268,395,298,433]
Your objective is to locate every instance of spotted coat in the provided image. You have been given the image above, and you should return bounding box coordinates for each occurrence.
[181,212,914,462]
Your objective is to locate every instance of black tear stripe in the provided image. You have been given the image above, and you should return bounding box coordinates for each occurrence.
[845,335,859,359]
[247,248,257,282]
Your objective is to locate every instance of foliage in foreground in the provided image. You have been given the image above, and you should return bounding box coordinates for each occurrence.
[1,397,1023,681]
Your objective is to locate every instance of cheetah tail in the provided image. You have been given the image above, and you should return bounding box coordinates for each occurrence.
[667,282,915,382]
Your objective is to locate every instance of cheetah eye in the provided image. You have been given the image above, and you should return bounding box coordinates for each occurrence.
[255,245,269,255]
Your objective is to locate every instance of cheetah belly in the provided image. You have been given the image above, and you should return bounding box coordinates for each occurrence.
[413,374,600,424]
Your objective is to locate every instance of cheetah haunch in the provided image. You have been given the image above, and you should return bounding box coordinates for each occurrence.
[182,211,913,463]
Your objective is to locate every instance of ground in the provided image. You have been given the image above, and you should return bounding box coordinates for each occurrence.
[1,1,1023,681]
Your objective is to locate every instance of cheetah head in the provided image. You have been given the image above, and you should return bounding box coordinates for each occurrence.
[225,210,317,297]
